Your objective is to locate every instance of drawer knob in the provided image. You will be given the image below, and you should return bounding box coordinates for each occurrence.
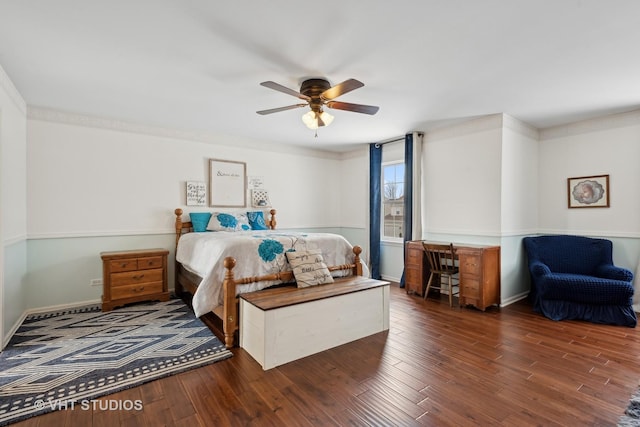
[132,274,145,280]
[134,286,145,293]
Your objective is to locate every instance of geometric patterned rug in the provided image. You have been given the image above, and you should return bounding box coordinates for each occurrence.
[0,299,232,426]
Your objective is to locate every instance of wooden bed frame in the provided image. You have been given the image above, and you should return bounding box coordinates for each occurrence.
[173,208,364,348]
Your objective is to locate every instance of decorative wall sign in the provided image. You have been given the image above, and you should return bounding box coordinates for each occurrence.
[248,176,265,190]
[209,159,246,207]
[567,174,610,208]
[186,181,206,206]
[251,189,271,207]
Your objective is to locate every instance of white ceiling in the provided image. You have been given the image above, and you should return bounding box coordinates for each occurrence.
[1,1,640,152]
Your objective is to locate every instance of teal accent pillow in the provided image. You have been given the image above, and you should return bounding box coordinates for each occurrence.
[247,211,268,230]
[189,212,212,232]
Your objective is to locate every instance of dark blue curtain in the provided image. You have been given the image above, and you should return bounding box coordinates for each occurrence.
[369,143,382,279]
[399,133,414,288]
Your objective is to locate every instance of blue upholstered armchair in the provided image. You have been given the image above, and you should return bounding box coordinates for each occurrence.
[523,235,636,327]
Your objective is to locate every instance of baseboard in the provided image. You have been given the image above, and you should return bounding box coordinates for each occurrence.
[381,274,401,284]
[500,291,529,307]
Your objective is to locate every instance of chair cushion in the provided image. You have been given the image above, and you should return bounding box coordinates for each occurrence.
[538,273,634,305]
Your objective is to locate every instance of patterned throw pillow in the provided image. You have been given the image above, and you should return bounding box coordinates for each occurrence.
[206,212,251,231]
[247,211,268,230]
[285,249,334,288]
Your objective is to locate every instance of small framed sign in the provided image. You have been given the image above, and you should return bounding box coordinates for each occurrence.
[186,181,206,206]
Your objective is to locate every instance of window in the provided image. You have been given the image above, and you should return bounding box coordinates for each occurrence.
[382,161,405,240]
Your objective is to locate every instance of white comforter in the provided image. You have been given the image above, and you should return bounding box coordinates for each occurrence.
[176,230,368,317]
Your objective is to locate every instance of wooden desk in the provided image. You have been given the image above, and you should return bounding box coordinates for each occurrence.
[404,241,501,311]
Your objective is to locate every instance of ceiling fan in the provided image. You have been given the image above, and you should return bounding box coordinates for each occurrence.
[257,78,379,130]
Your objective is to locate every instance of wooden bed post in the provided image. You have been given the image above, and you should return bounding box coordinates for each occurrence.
[353,246,363,276]
[175,208,183,249]
[268,209,277,230]
[222,257,239,348]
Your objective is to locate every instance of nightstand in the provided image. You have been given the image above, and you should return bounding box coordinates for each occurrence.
[100,248,170,311]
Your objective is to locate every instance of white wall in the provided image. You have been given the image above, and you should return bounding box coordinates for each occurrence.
[538,111,640,239]
[423,115,503,237]
[27,116,345,237]
[0,64,28,344]
[338,147,369,260]
[500,115,539,304]
[500,115,539,235]
[24,111,350,310]
[538,111,640,271]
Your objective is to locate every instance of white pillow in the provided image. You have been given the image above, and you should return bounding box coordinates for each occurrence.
[206,212,251,231]
[286,249,334,288]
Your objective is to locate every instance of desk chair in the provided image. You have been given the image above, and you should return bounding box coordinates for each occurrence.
[422,243,460,307]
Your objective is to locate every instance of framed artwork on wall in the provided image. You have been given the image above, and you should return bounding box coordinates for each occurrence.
[567,174,610,208]
[251,189,271,207]
[209,159,246,207]
[186,181,206,206]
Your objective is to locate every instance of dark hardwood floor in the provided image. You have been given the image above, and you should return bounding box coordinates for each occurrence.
[14,284,640,426]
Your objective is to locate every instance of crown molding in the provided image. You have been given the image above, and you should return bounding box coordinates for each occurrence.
[502,114,539,140]
[27,106,343,160]
[425,113,504,142]
[540,109,640,141]
[0,65,27,115]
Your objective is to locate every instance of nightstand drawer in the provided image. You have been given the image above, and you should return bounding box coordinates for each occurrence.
[111,268,163,287]
[110,259,138,273]
[111,282,164,300]
[138,256,163,270]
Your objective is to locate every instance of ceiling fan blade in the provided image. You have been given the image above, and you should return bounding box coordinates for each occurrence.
[321,78,364,100]
[256,104,307,115]
[326,101,379,115]
[260,81,311,101]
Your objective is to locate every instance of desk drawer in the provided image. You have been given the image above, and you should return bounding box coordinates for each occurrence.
[460,255,482,275]
[461,284,480,299]
[406,248,423,266]
[404,268,424,295]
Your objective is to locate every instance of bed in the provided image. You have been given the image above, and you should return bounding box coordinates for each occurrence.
[173,208,368,347]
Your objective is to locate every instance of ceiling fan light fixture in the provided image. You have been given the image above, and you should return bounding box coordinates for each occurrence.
[259,77,377,131]
[319,111,334,126]
[302,110,334,130]
[301,110,318,129]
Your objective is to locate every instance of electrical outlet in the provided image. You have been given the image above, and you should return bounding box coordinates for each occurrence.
[90,278,103,287]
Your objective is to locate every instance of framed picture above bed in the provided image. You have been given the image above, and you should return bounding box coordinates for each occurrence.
[209,159,247,207]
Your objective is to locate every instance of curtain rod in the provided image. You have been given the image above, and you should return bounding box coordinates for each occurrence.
[374,137,404,148]
[374,132,423,148]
